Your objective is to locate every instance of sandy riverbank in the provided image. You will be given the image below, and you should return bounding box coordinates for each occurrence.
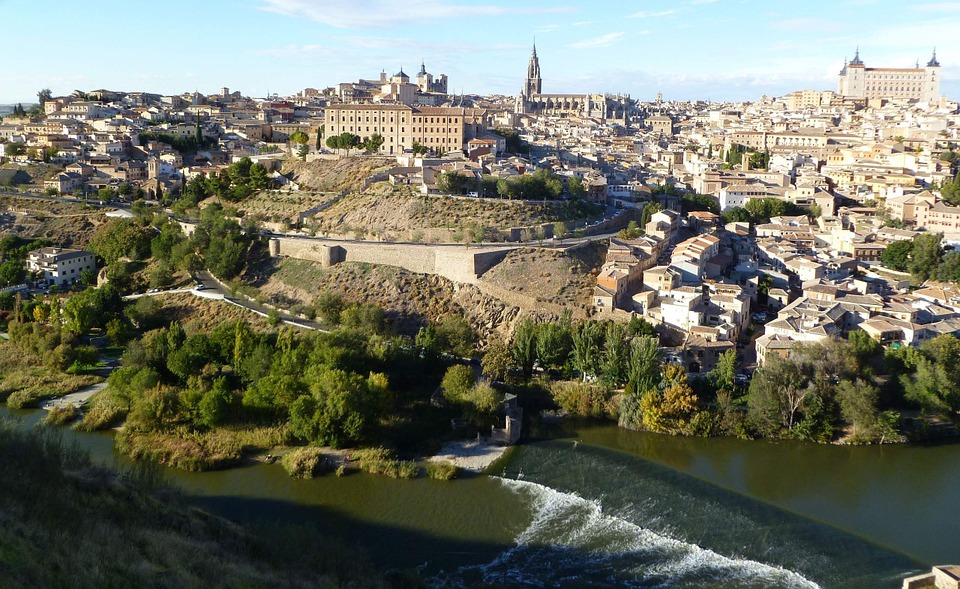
[428,438,511,473]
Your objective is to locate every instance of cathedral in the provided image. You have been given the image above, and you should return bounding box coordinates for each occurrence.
[837,48,941,102]
[514,44,633,124]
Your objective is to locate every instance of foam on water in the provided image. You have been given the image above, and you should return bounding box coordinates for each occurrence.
[432,477,821,588]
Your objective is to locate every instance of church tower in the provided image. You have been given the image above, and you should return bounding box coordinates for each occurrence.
[524,42,542,100]
[923,48,941,103]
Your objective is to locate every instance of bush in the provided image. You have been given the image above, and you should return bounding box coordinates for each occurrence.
[42,405,79,426]
[551,381,615,418]
[352,447,420,479]
[281,447,333,479]
[424,461,459,481]
[75,396,126,431]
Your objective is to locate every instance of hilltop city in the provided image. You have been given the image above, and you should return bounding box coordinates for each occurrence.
[2,40,960,588]
[3,46,959,367]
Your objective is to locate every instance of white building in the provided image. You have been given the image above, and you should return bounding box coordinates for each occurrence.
[838,49,941,103]
[25,247,97,287]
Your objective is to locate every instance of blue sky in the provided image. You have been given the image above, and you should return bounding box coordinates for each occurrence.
[1,0,957,104]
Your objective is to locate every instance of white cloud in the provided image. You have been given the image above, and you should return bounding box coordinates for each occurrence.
[568,32,625,49]
[913,2,960,11]
[629,9,678,18]
[258,0,571,28]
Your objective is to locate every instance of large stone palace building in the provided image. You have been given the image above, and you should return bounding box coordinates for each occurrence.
[515,44,634,124]
[324,104,487,155]
[838,49,941,102]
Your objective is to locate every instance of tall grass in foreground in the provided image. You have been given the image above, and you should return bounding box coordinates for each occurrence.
[0,417,421,588]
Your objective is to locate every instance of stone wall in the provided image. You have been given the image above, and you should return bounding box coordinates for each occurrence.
[271,236,516,284]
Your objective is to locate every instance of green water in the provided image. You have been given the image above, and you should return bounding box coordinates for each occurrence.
[5,407,957,587]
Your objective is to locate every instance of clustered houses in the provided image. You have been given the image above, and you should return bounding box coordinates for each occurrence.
[3,47,959,373]
[1,87,330,198]
[592,204,752,376]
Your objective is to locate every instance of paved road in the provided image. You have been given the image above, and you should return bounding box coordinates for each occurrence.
[42,382,107,411]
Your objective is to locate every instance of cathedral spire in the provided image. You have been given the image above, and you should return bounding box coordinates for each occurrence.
[524,41,542,100]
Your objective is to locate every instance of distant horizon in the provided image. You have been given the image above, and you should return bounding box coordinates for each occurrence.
[2,0,958,104]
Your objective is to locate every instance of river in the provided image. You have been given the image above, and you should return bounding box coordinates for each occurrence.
[4,407,957,588]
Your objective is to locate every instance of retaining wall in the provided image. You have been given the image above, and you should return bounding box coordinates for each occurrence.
[271,236,515,284]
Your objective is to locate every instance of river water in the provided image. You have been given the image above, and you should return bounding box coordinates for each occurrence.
[5,408,957,588]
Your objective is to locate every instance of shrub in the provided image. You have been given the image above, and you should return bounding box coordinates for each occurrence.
[551,381,615,418]
[42,405,79,426]
[74,397,126,431]
[352,447,420,479]
[281,447,333,479]
[425,461,459,481]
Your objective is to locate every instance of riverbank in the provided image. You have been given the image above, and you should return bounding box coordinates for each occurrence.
[427,437,511,472]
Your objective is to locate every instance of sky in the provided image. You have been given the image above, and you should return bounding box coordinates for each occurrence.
[1,0,958,104]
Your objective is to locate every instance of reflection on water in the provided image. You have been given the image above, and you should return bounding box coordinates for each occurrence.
[533,417,960,566]
[4,407,956,586]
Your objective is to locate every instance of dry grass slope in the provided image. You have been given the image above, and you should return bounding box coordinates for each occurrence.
[261,258,520,338]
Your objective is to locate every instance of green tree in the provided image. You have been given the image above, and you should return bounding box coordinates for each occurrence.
[363,133,384,154]
[936,251,960,283]
[835,379,883,440]
[197,377,238,427]
[617,220,641,239]
[568,176,586,199]
[37,88,52,106]
[848,330,881,367]
[289,130,309,145]
[571,321,603,381]
[441,364,475,404]
[639,202,662,229]
[721,206,752,224]
[534,320,572,371]
[511,318,538,380]
[902,334,960,418]
[709,349,737,391]
[600,322,630,387]
[909,232,942,281]
[0,260,26,286]
[436,315,478,358]
[481,335,514,382]
[626,336,661,394]
[881,240,912,272]
[314,291,345,326]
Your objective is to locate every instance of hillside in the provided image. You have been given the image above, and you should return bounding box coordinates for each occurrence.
[0,195,106,248]
[260,258,521,339]
[308,183,600,242]
[280,156,394,193]
[478,242,606,316]
[0,419,398,589]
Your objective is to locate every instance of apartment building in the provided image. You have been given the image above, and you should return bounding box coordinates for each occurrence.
[26,247,97,287]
